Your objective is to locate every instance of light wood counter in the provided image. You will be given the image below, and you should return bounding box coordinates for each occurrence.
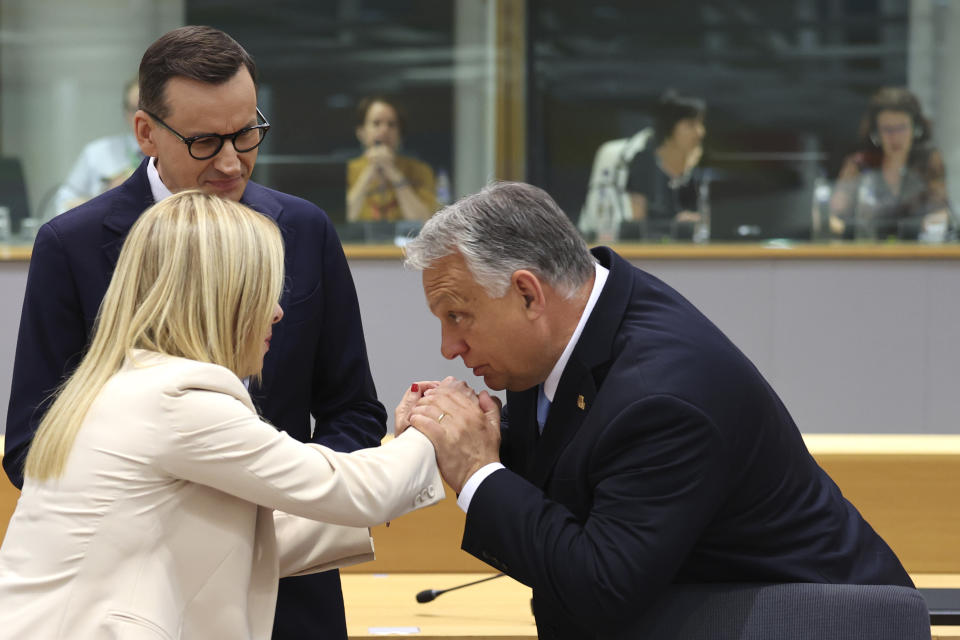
[3,241,960,262]
[0,245,31,261]
[343,242,960,261]
[340,572,957,639]
[0,436,16,544]
[807,434,960,574]
[341,572,534,639]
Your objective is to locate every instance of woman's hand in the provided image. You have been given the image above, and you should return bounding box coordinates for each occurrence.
[394,380,440,436]
[366,143,396,171]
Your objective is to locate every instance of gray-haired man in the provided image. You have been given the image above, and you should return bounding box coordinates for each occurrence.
[402,182,911,639]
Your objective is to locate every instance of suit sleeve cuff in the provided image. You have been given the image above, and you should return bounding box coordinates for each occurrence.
[456,462,505,513]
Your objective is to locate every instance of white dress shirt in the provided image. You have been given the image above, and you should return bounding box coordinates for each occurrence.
[146,156,173,202]
[457,261,609,512]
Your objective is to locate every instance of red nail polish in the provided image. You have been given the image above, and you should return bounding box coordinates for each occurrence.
[411,383,419,392]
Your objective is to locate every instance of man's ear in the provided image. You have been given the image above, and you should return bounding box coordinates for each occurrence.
[134,110,157,157]
[512,270,546,318]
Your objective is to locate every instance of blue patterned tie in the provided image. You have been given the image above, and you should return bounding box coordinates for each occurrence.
[536,385,551,434]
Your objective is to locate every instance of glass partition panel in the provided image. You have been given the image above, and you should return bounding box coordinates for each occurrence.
[527,0,960,245]
[0,0,496,247]
[3,0,958,250]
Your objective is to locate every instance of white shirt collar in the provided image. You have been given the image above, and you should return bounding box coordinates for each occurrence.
[146,156,173,203]
[542,261,609,402]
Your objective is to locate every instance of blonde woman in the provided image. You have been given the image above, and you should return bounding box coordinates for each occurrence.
[0,191,443,639]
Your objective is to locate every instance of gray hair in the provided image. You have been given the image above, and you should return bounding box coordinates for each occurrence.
[404,182,595,299]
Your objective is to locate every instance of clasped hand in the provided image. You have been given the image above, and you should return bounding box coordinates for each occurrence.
[365,144,406,184]
[395,377,501,494]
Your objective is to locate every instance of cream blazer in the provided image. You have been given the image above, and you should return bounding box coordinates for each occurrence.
[0,351,443,639]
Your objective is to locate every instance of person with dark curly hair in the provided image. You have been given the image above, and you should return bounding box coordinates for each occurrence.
[829,87,952,240]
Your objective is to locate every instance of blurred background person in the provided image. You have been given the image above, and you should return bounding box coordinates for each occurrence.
[49,79,143,217]
[346,96,437,222]
[625,90,707,240]
[828,87,953,241]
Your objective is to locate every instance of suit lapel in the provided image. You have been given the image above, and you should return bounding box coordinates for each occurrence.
[101,159,155,269]
[239,183,285,407]
[527,247,633,487]
[529,358,599,486]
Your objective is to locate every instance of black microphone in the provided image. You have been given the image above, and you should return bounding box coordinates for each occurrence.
[415,573,506,603]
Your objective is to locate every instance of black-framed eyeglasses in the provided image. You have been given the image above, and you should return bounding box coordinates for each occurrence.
[145,107,271,160]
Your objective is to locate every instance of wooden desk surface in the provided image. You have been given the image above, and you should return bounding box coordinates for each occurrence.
[341,573,959,639]
[341,573,535,639]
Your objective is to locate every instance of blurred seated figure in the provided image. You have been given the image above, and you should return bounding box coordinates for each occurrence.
[580,91,707,241]
[50,79,143,217]
[346,96,437,222]
[626,91,707,240]
[829,87,953,241]
[578,128,652,241]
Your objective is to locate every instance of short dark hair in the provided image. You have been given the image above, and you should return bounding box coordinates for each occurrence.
[138,26,257,117]
[355,95,407,137]
[652,90,706,145]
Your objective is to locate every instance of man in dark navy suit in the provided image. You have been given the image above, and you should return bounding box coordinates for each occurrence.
[4,26,385,640]
[403,182,913,639]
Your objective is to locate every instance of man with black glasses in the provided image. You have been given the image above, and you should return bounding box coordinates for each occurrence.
[5,25,387,640]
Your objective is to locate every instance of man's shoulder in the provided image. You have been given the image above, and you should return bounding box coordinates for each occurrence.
[115,351,256,421]
[42,187,123,239]
[245,181,330,223]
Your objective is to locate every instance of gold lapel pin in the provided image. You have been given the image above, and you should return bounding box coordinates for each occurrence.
[577,395,586,410]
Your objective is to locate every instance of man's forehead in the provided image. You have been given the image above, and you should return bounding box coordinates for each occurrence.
[162,72,255,116]
[422,255,477,307]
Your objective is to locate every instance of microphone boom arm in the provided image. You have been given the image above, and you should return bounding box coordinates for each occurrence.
[415,573,507,603]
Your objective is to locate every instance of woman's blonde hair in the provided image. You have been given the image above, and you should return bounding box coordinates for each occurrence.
[24,190,285,480]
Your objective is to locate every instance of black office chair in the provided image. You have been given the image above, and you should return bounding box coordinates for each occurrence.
[627,583,930,640]
[0,156,31,236]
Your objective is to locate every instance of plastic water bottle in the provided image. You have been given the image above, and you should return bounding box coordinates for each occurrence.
[811,172,831,241]
[435,169,451,207]
[854,177,878,240]
[693,174,711,244]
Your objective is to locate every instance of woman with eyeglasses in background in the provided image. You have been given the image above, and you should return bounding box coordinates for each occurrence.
[829,86,953,241]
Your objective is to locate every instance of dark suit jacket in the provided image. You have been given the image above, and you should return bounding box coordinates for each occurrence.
[4,159,386,639]
[462,247,912,639]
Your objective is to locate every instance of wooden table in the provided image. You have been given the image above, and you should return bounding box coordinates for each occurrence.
[341,572,535,639]
[341,573,959,639]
